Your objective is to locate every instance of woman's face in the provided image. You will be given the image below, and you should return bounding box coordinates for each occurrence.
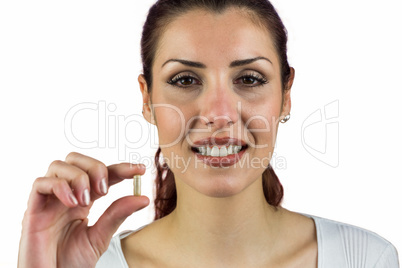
[140,8,292,198]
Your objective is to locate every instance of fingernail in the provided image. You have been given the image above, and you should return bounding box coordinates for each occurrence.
[83,189,90,206]
[100,178,108,195]
[139,164,146,170]
[69,193,78,205]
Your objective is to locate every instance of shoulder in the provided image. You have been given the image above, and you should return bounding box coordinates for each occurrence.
[307,214,399,267]
[95,230,134,268]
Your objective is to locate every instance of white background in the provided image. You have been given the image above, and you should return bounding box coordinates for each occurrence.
[0,0,401,266]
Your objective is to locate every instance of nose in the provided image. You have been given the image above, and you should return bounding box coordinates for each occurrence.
[200,82,239,129]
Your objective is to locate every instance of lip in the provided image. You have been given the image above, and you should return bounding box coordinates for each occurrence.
[191,137,247,168]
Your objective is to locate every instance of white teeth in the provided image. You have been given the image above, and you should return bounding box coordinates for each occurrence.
[195,145,244,157]
[219,146,228,157]
[227,145,233,155]
[199,147,206,156]
[211,146,220,157]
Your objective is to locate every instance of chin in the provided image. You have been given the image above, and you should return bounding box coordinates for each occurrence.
[192,175,251,198]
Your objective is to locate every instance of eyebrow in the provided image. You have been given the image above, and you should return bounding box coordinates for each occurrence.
[229,56,272,67]
[162,59,206,68]
[161,56,272,69]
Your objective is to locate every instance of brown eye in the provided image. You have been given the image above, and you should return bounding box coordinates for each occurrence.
[179,77,194,86]
[168,74,201,88]
[234,73,268,87]
[242,77,257,85]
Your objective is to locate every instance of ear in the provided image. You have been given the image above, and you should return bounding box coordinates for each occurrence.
[138,74,156,125]
[280,67,295,120]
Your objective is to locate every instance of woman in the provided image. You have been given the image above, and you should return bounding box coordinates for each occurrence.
[18,0,399,267]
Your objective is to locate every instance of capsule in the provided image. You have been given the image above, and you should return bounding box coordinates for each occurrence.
[133,175,141,196]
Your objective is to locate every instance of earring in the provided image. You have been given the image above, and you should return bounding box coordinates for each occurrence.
[280,114,291,123]
[142,103,148,113]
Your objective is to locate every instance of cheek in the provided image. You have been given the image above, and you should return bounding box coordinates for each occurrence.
[154,106,186,146]
[243,101,282,147]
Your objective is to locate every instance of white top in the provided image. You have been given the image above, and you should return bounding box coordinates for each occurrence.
[96,214,399,267]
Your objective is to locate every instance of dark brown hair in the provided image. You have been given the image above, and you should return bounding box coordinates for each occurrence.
[141,0,290,220]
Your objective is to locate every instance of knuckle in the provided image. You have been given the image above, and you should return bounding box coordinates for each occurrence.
[33,176,66,191]
[54,179,69,191]
[51,179,63,190]
[76,172,90,184]
[93,162,108,176]
[49,159,63,169]
[54,177,65,186]
[33,176,45,185]
[65,151,80,162]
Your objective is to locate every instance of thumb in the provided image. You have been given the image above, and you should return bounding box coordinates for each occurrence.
[87,195,150,256]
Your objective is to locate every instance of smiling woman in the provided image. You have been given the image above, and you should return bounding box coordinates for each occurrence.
[17,0,399,268]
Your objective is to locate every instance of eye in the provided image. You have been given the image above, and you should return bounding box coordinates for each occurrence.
[234,72,268,87]
[167,74,202,88]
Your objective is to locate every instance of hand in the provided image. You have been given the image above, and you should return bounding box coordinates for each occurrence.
[18,152,150,268]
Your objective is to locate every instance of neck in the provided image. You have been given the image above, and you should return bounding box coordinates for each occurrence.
[163,176,284,264]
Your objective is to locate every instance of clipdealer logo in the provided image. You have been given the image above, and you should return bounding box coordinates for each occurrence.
[64,100,340,168]
[301,100,339,168]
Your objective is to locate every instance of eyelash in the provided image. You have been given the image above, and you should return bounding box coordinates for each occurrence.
[235,73,268,87]
[167,72,268,88]
[167,74,201,88]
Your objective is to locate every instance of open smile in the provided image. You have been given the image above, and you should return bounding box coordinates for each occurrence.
[190,137,248,168]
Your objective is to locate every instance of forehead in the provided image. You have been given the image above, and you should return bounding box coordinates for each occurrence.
[155,8,279,68]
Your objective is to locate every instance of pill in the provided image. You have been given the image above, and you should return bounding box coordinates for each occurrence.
[133,175,141,196]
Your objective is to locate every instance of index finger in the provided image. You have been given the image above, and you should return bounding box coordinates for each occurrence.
[107,163,146,187]
[64,152,109,197]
